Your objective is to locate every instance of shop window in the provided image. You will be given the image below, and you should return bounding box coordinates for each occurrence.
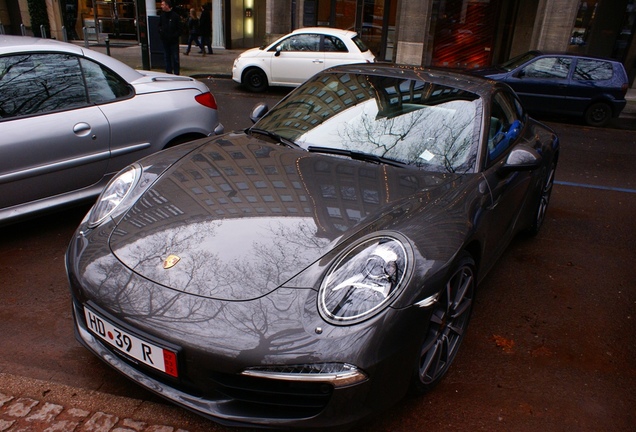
[431,0,497,68]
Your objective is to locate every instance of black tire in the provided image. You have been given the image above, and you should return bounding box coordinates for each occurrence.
[412,252,475,393]
[584,102,612,127]
[243,68,268,92]
[526,157,557,236]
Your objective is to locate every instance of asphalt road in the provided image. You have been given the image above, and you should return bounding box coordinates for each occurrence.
[0,79,635,431]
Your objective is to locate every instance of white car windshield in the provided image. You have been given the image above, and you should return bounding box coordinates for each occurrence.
[254,72,481,173]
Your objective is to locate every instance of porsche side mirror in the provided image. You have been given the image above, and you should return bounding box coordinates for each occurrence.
[250,102,269,123]
[498,145,542,176]
[275,45,282,57]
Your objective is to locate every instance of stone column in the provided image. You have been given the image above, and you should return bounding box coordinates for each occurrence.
[266,0,291,41]
[394,0,432,66]
[531,0,579,51]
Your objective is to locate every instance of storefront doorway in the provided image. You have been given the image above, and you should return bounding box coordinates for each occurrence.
[304,0,506,65]
[429,0,500,69]
[304,0,396,61]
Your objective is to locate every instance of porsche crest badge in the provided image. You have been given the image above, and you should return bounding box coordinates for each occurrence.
[163,254,181,269]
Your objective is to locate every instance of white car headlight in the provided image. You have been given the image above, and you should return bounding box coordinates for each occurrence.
[88,164,140,228]
[318,234,410,325]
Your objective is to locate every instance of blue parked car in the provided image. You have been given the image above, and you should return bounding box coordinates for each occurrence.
[471,50,629,126]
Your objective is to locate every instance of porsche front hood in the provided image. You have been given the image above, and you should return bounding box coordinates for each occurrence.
[109,134,455,301]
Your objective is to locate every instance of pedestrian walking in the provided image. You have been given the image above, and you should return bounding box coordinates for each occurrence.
[158,0,181,75]
[199,3,213,55]
[185,8,205,55]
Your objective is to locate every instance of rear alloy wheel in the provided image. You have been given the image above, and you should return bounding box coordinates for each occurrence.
[412,253,475,393]
[243,68,268,92]
[584,102,612,127]
[527,158,557,236]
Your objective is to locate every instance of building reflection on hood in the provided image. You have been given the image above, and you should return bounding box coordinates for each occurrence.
[114,134,449,243]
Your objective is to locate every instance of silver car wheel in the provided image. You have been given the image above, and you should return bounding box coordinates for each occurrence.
[528,158,557,236]
[537,162,556,224]
[414,254,475,392]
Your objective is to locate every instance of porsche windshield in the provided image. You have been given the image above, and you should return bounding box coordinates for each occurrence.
[254,72,481,173]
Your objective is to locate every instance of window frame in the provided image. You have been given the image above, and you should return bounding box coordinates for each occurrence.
[485,90,524,167]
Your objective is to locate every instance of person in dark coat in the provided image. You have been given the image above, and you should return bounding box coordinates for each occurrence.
[199,3,213,55]
[185,8,205,55]
[158,0,181,75]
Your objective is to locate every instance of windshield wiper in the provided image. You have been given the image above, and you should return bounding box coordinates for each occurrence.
[247,128,302,149]
[307,146,407,168]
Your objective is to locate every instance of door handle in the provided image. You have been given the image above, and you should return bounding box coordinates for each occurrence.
[312,59,324,64]
[73,122,92,136]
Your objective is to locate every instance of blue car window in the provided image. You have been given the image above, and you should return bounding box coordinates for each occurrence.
[521,57,571,79]
[487,92,522,163]
[0,53,87,119]
[573,59,613,81]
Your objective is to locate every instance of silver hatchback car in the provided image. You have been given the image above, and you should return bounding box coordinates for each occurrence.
[0,35,224,225]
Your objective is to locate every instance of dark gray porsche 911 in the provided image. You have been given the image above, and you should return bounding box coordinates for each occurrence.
[66,63,559,429]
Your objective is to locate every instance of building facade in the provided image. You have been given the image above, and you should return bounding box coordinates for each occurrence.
[1,0,634,85]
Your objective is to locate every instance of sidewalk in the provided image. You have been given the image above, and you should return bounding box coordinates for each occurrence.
[79,40,238,79]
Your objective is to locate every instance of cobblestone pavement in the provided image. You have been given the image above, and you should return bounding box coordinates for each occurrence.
[0,393,189,432]
[0,393,187,432]
[0,373,225,432]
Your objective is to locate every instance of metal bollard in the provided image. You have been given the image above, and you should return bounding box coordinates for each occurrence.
[105,37,110,56]
[20,24,26,36]
[83,27,89,47]
[62,26,68,42]
[40,24,47,38]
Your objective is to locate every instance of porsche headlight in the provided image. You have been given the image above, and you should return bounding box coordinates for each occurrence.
[319,235,410,325]
[87,164,140,228]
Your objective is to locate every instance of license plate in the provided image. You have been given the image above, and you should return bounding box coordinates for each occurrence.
[84,307,178,377]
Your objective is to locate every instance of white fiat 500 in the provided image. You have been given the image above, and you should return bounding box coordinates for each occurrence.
[232,27,376,92]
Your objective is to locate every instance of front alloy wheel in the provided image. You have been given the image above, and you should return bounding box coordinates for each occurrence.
[413,253,475,393]
[527,158,557,236]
